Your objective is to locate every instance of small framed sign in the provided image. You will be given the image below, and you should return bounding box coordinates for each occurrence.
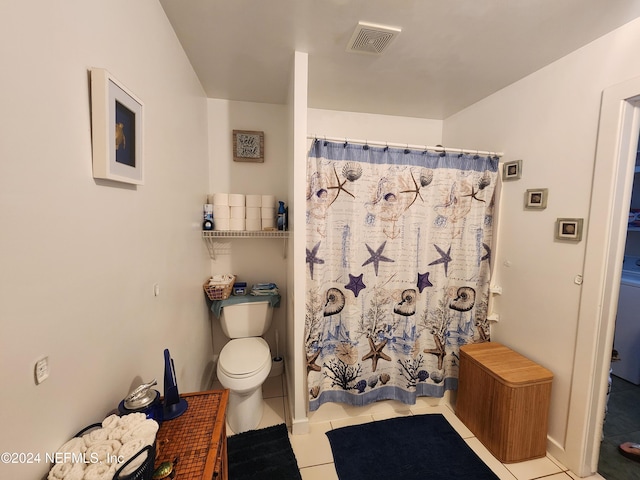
[233,130,264,162]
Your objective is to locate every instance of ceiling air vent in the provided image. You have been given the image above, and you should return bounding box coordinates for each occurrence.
[346,22,401,55]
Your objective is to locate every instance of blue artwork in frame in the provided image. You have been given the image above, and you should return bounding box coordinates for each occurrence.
[115,101,136,168]
[91,68,144,185]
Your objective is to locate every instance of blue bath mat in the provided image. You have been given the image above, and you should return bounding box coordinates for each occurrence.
[227,423,302,480]
[326,414,499,479]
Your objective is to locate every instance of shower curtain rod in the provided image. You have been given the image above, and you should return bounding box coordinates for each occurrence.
[308,135,503,158]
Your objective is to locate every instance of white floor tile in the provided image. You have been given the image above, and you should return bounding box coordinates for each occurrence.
[503,455,563,480]
[566,471,605,479]
[371,410,413,421]
[330,414,374,429]
[299,463,339,480]
[289,421,334,468]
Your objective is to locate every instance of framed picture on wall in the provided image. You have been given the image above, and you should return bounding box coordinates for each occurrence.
[502,160,522,181]
[555,218,584,242]
[90,68,144,185]
[233,130,264,162]
[525,188,548,209]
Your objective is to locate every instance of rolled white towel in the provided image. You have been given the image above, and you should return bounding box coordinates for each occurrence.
[56,436,87,456]
[82,427,112,448]
[120,419,159,444]
[101,414,120,430]
[117,438,150,477]
[106,424,129,442]
[85,439,121,464]
[82,462,116,480]
[117,412,146,429]
[47,461,85,480]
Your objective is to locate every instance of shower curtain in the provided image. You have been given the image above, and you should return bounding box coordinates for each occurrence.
[305,140,499,411]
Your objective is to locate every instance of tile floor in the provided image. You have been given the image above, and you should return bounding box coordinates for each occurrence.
[218,375,608,480]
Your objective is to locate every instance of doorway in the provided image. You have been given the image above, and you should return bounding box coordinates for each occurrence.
[569,77,640,477]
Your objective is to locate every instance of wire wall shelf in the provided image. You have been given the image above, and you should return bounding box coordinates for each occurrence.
[202,230,289,259]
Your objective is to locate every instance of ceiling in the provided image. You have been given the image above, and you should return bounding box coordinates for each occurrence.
[159,0,640,120]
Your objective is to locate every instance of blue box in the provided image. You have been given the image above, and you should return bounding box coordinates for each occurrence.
[232,282,247,296]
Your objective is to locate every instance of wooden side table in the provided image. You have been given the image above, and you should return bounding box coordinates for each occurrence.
[456,342,553,463]
[154,390,229,479]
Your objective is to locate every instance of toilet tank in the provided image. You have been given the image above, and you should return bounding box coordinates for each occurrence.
[219,301,273,338]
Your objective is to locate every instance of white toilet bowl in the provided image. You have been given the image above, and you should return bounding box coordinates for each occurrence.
[217,336,272,433]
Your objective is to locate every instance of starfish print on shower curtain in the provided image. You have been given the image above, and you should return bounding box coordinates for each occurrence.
[362,241,395,276]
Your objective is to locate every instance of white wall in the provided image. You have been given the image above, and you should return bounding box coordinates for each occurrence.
[206,99,289,369]
[443,16,640,473]
[308,109,442,147]
[0,2,210,479]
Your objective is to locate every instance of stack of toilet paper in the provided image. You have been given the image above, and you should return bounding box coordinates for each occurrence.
[207,194,276,231]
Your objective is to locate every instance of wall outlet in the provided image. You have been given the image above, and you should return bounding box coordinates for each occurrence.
[34,357,49,385]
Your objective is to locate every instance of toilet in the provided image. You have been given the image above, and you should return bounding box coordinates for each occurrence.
[215,300,273,433]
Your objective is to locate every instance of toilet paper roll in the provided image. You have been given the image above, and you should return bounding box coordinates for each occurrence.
[212,193,229,205]
[246,218,262,231]
[261,195,275,208]
[246,207,261,219]
[213,205,230,219]
[228,194,245,206]
[262,217,275,229]
[229,218,246,231]
[214,218,230,231]
[246,195,262,207]
[230,206,246,219]
[261,207,275,219]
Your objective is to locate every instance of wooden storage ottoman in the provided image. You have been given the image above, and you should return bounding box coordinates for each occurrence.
[456,342,553,463]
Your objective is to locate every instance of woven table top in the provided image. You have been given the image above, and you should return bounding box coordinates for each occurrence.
[154,390,228,480]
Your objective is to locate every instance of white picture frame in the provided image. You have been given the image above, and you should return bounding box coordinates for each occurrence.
[91,68,144,185]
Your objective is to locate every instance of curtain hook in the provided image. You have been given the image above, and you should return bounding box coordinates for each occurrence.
[384,142,389,152]
[474,149,480,160]
[344,138,348,148]
[404,143,410,154]
[363,140,369,151]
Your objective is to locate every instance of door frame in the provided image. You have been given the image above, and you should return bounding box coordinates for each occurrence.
[566,76,640,476]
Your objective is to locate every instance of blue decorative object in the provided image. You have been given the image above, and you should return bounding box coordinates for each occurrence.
[163,349,188,420]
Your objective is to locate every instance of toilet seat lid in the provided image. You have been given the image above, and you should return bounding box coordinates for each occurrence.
[219,337,271,378]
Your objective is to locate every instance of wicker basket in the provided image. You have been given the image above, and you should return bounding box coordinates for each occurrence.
[203,275,235,301]
[72,423,156,480]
